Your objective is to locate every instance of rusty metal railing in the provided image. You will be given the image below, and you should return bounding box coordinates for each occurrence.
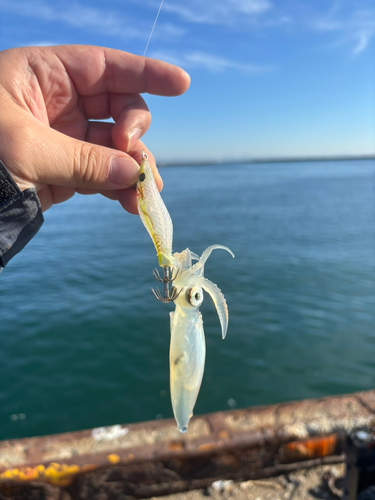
[0,390,374,499]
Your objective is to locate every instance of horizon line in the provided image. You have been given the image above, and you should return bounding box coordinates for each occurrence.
[158,154,375,168]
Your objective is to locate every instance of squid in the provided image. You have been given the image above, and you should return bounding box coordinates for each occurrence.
[136,153,234,432]
[169,245,234,432]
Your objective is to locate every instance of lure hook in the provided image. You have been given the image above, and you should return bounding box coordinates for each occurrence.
[151,267,182,303]
[152,267,179,283]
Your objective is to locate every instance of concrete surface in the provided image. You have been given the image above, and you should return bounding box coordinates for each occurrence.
[154,463,345,500]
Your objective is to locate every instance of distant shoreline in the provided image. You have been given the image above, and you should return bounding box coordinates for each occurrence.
[158,154,375,168]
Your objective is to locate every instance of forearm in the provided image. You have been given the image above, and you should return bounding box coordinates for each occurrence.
[0,160,44,270]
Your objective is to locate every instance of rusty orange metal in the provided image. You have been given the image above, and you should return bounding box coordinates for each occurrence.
[279,434,339,463]
[0,462,93,487]
[0,390,374,499]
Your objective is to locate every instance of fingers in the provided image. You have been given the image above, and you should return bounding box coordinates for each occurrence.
[79,92,149,124]
[76,140,163,215]
[0,45,175,213]
[76,186,138,214]
[49,45,190,97]
[48,127,141,190]
[1,106,161,201]
[37,185,76,211]
[78,93,112,120]
[110,93,150,152]
[76,131,162,191]
[1,110,141,192]
[81,93,151,156]
[77,186,138,215]
[115,144,163,214]
[128,141,163,191]
[117,187,138,215]
[85,121,114,148]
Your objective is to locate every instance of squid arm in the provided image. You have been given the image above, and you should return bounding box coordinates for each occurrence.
[194,276,229,340]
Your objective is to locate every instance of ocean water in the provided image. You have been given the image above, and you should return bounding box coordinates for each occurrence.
[0,159,374,441]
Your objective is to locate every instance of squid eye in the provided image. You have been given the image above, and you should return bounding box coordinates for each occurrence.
[188,286,204,307]
[139,173,146,182]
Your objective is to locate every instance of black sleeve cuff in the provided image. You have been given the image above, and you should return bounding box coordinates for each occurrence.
[0,160,44,269]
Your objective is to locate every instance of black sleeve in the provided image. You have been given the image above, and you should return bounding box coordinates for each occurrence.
[0,160,44,270]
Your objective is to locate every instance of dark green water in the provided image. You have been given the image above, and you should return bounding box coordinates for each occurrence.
[0,160,374,440]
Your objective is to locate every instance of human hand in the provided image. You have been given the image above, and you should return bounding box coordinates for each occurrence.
[0,45,190,213]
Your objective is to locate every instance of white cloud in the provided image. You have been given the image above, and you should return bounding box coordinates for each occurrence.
[154,22,186,39]
[150,49,274,73]
[0,0,138,35]
[351,9,375,55]
[0,0,186,42]
[314,2,375,55]
[0,0,189,45]
[22,41,59,47]
[352,30,372,55]
[262,15,292,27]
[162,0,272,25]
[315,19,343,32]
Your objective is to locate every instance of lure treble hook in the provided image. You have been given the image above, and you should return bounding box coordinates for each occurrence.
[151,267,181,303]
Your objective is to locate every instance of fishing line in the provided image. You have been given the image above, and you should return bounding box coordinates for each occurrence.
[143,0,165,57]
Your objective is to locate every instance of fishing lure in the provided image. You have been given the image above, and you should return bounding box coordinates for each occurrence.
[136,152,234,432]
[136,152,179,302]
[136,152,173,268]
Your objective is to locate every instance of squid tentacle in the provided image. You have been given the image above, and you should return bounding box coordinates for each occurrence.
[189,245,234,278]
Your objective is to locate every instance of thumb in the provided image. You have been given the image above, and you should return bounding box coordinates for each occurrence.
[4,117,140,191]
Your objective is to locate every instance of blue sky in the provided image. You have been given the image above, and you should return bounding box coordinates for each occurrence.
[0,0,374,162]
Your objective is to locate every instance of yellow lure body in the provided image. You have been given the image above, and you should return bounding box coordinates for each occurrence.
[136,154,174,267]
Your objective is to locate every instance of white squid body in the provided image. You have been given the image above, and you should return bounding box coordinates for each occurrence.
[170,245,234,433]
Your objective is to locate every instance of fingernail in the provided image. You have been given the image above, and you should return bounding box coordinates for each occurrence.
[109,157,140,186]
[127,128,142,150]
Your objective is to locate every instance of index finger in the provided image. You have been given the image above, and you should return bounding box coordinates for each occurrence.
[48,45,190,97]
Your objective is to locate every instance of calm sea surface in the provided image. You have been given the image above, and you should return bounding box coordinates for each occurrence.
[0,159,374,440]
